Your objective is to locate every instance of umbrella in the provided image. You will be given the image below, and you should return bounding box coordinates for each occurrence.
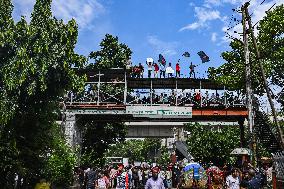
[230,148,252,155]
[183,162,201,172]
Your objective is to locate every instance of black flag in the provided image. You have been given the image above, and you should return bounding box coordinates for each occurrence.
[197,51,210,63]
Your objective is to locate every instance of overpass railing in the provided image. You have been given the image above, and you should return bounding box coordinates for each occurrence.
[64,83,246,108]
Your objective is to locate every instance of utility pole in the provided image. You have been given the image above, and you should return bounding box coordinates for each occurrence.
[244,2,284,149]
[241,3,256,165]
[242,3,253,134]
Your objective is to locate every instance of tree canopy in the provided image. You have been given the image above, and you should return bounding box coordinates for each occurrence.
[89,34,132,69]
[0,0,85,187]
[79,34,133,166]
[208,5,284,98]
[185,123,241,166]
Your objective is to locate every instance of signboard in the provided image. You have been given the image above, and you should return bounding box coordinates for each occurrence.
[67,109,125,115]
[126,106,192,118]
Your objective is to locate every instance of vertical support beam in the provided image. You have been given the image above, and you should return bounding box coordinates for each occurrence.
[97,71,101,106]
[200,80,202,107]
[175,79,178,106]
[124,71,127,105]
[239,119,245,148]
[150,79,153,106]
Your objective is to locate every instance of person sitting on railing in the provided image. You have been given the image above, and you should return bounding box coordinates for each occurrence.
[204,91,209,106]
[211,93,216,104]
[146,96,151,104]
[228,92,234,106]
[216,93,220,104]
[185,92,192,104]
[194,90,201,106]
[159,93,164,104]
[177,96,182,106]
[142,96,147,104]
[163,94,169,104]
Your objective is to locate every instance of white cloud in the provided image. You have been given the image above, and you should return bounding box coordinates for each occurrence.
[221,0,284,44]
[211,32,217,42]
[205,0,244,7]
[147,36,178,56]
[52,0,105,29]
[179,22,201,31]
[12,0,106,30]
[179,7,222,31]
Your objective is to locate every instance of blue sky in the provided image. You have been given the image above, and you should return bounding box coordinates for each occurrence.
[12,0,284,78]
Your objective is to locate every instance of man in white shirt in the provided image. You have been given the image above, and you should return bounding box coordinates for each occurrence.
[226,168,240,189]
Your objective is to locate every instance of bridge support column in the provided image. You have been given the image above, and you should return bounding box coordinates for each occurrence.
[64,113,82,148]
[239,118,245,148]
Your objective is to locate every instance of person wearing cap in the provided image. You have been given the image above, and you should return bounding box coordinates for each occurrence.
[145,167,165,189]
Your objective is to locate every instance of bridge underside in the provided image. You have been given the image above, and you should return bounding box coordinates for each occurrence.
[64,105,247,146]
[125,121,239,138]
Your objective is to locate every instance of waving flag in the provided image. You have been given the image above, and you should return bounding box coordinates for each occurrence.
[197,51,210,63]
[158,54,166,65]
[182,51,190,57]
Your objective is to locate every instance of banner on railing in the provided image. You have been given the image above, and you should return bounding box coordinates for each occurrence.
[126,106,192,118]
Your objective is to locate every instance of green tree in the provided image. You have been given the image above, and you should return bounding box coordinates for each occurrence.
[0,0,85,187]
[79,121,126,167]
[105,139,162,163]
[185,123,240,166]
[208,5,284,100]
[78,34,132,166]
[89,34,132,69]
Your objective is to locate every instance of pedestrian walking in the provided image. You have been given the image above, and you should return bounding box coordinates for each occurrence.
[226,168,240,189]
[145,167,165,189]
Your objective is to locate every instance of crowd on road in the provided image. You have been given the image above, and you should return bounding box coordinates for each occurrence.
[71,159,272,189]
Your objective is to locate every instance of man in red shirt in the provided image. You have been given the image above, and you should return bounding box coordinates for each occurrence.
[154,63,159,78]
[176,60,180,78]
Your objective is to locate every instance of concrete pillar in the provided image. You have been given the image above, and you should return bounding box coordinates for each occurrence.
[64,113,82,148]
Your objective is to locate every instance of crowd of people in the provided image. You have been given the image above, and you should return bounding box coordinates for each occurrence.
[130,59,196,79]
[71,159,272,189]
